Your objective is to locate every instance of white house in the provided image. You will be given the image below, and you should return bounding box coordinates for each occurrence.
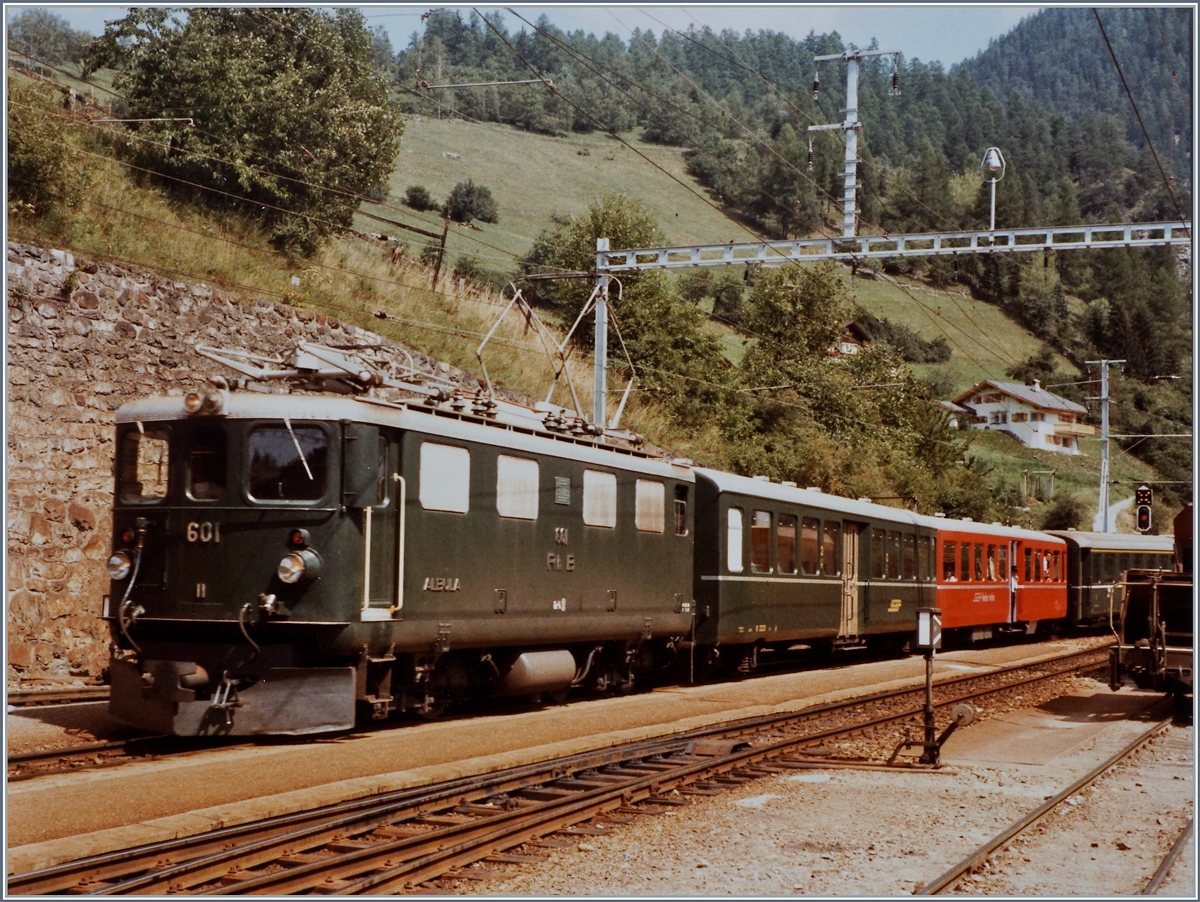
[953,380,1093,454]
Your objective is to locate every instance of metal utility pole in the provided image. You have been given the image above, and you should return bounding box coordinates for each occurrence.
[594,238,609,427]
[809,49,899,238]
[1087,359,1125,533]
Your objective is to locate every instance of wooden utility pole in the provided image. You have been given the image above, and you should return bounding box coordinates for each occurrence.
[431,213,450,289]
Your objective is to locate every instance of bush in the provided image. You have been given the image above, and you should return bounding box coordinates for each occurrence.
[405,185,436,211]
[7,80,81,222]
[445,179,498,224]
[1039,494,1089,531]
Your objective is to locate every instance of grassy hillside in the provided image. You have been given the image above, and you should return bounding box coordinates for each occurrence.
[8,64,1163,524]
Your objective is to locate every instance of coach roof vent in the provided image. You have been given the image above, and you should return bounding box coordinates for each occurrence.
[753,475,770,481]
[934,512,947,518]
[782,481,797,487]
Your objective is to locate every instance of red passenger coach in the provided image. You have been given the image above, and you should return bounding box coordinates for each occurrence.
[930,519,1067,638]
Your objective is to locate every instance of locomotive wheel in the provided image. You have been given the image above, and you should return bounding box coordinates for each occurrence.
[545,687,571,705]
[415,700,448,720]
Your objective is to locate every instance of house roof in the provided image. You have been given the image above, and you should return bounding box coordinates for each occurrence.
[953,380,1088,415]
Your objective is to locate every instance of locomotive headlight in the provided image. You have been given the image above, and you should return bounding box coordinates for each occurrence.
[184,390,204,414]
[107,551,133,581]
[277,549,321,584]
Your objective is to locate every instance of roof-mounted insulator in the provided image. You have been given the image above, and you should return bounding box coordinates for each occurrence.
[812,70,820,101]
[807,136,814,172]
[890,59,901,96]
[952,256,959,281]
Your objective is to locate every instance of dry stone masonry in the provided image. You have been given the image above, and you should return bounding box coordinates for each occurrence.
[5,241,490,684]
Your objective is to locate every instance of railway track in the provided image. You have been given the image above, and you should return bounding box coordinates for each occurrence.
[8,646,1109,895]
[7,686,109,708]
[915,715,1182,894]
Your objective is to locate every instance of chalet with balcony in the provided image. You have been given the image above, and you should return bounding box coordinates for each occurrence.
[829,321,872,357]
[953,379,1093,454]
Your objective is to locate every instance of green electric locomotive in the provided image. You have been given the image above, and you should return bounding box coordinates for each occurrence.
[105,343,694,735]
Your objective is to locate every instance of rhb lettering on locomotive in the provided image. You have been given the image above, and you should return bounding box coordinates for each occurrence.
[552,598,567,612]
[423,577,461,592]
[555,527,569,545]
[186,521,221,543]
[546,553,575,571]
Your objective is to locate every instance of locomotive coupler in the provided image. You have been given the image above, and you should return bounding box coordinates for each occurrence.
[209,674,243,727]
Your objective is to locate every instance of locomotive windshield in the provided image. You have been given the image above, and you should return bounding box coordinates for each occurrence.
[188,427,226,500]
[247,424,328,501]
[118,426,170,502]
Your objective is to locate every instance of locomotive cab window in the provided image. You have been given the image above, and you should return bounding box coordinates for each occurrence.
[119,425,170,502]
[187,427,226,500]
[496,455,539,520]
[674,485,688,536]
[727,506,744,572]
[248,424,328,502]
[635,480,665,533]
[583,470,617,527]
[419,442,470,513]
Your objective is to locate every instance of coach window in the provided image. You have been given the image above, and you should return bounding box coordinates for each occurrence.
[751,510,772,573]
[998,546,1008,580]
[120,426,170,502]
[188,427,226,500]
[727,507,744,572]
[674,485,689,536]
[801,517,820,575]
[973,544,984,581]
[1024,547,1033,582]
[873,529,887,579]
[582,470,617,527]
[1053,550,1061,581]
[901,533,915,580]
[248,424,328,502]
[887,531,901,579]
[942,541,957,581]
[418,442,470,512]
[823,521,841,576]
[960,542,971,582]
[496,455,539,520]
[635,480,665,533]
[778,514,797,574]
[986,545,997,581]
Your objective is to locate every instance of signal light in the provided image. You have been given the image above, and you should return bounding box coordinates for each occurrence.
[1135,485,1153,506]
[1136,505,1152,532]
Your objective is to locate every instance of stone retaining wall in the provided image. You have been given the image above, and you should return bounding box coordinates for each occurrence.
[5,241,485,684]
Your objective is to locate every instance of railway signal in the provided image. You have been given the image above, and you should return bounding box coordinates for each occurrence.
[1135,485,1153,532]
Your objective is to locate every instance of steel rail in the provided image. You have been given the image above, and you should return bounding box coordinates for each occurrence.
[915,716,1174,894]
[1144,816,1194,894]
[7,645,1107,895]
[7,687,109,707]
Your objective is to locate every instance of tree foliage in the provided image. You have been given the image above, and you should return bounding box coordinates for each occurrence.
[85,7,404,257]
[7,9,93,64]
[7,80,82,223]
[445,179,499,224]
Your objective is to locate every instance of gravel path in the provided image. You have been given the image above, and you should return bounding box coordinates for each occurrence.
[437,686,1193,896]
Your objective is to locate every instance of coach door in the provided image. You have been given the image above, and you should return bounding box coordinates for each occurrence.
[1008,540,1019,623]
[840,522,860,637]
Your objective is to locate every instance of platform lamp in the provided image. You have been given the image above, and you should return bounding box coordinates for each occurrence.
[915,607,942,764]
[981,147,1006,231]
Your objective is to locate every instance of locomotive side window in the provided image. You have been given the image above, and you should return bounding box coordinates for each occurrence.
[887,531,901,579]
[727,507,744,572]
[674,485,688,536]
[635,480,665,533]
[942,541,957,581]
[801,517,820,575]
[496,455,539,520]
[119,426,170,502]
[187,428,226,500]
[248,425,328,501]
[872,529,887,579]
[750,510,772,572]
[901,533,914,579]
[582,470,616,527]
[777,514,797,574]
[418,442,470,512]
[823,522,841,576]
